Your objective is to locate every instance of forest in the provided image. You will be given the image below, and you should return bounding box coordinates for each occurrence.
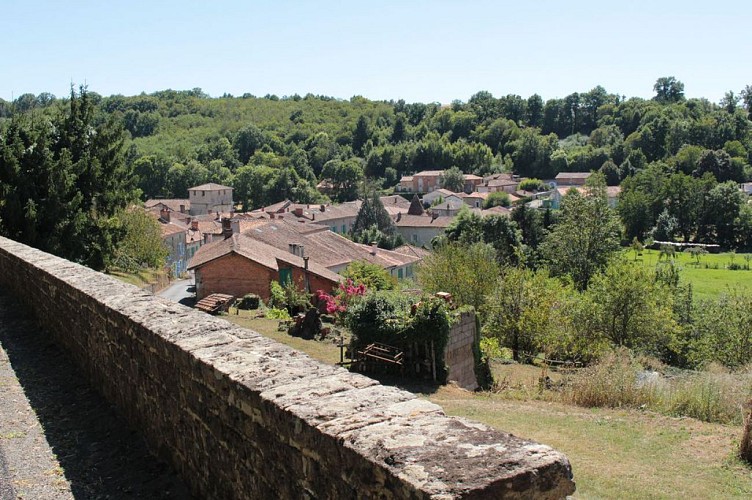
[1,78,751,265]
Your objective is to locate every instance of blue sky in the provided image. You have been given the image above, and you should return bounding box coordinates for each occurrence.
[3,0,750,104]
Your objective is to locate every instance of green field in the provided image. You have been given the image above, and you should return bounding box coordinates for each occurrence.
[631,249,752,301]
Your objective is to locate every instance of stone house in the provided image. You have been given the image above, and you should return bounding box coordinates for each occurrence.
[188,183,234,216]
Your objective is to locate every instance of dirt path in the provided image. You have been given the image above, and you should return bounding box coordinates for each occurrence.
[0,293,191,499]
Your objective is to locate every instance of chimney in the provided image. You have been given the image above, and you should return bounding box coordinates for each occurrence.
[320,204,326,212]
[370,242,378,256]
[270,213,275,219]
[432,212,438,221]
[215,210,220,220]
[222,218,233,239]
[231,219,240,234]
[396,212,402,222]
[312,213,315,221]
[190,219,198,231]
[204,233,213,244]
[293,207,304,217]
[160,208,170,222]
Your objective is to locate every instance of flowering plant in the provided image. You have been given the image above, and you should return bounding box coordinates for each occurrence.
[314,279,367,317]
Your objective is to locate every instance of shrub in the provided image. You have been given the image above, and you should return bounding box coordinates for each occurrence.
[266,308,291,320]
[346,291,452,382]
[341,261,396,290]
[268,279,311,314]
[518,178,546,192]
[236,293,261,310]
[483,191,511,209]
[269,281,286,309]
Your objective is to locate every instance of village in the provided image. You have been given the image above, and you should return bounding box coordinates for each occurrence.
[146,169,616,302]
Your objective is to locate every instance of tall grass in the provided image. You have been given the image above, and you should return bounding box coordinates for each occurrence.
[561,351,752,424]
[562,349,659,409]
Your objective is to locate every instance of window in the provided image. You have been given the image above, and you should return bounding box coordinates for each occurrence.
[412,234,418,243]
[406,266,413,277]
[342,224,346,233]
[398,268,404,279]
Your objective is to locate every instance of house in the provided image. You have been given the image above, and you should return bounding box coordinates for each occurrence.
[252,196,411,235]
[237,218,421,279]
[412,170,444,193]
[156,208,189,277]
[477,178,519,193]
[741,182,752,196]
[549,185,621,209]
[188,233,342,301]
[463,174,483,193]
[458,192,488,209]
[145,198,190,215]
[422,188,460,207]
[428,199,465,218]
[398,170,485,194]
[188,183,234,215]
[394,213,454,248]
[554,172,592,187]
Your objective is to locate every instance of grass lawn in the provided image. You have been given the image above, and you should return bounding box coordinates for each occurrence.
[220,314,752,498]
[630,249,752,301]
[224,309,347,365]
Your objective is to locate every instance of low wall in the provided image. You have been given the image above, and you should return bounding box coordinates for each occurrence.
[0,236,575,499]
[446,311,479,390]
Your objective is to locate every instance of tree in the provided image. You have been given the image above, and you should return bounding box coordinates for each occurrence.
[111,207,169,271]
[541,173,622,289]
[133,155,171,199]
[0,86,138,269]
[699,181,744,247]
[351,191,397,239]
[483,267,566,361]
[341,261,396,290]
[352,115,371,154]
[689,290,752,368]
[417,242,500,312]
[233,123,266,164]
[440,166,465,192]
[653,77,685,103]
[583,258,677,357]
[321,158,364,202]
[694,149,742,183]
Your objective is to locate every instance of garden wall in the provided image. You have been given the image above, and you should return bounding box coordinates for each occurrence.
[0,235,575,499]
[446,310,479,390]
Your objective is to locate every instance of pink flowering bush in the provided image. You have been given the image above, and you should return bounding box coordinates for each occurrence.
[314,279,367,318]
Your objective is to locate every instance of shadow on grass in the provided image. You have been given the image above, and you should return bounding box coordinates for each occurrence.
[0,293,191,499]
[351,369,443,395]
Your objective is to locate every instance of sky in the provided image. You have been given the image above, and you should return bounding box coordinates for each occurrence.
[3,0,750,104]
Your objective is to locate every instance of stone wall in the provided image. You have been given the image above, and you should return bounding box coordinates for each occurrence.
[445,311,478,390]
[0,236,575,499]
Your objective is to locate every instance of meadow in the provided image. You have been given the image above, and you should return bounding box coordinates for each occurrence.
[631,249,752,301]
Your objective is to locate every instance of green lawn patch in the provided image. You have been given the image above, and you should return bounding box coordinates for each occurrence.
[631,249,752,301]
